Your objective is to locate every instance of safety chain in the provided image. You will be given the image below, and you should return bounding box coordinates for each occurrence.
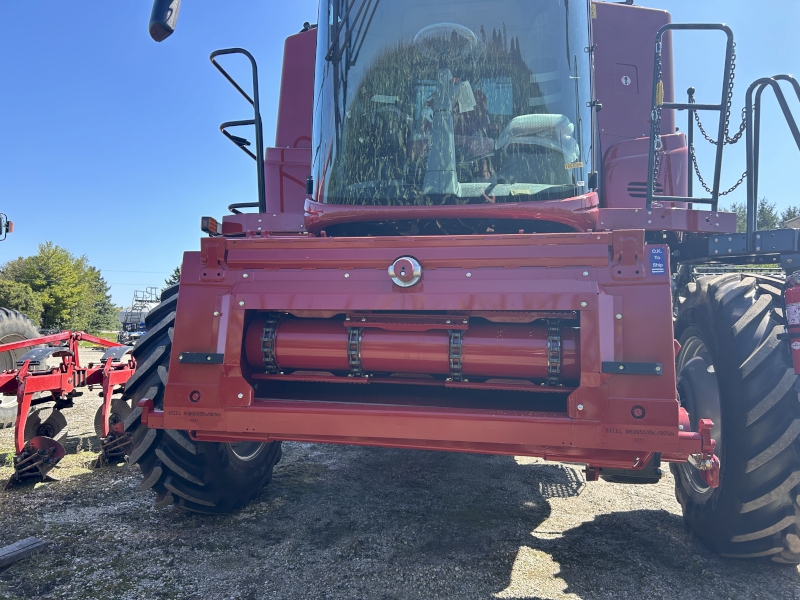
[347,327,363,377]
[690,43,747,146]
[546,320,562,387]
[260,314,281,374]
[686,41,748,196]
[689,144,747,196]
[448,330,464,382]
[650,41,665,187]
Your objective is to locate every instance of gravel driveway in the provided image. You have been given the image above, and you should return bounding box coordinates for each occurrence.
[0,363,798,599]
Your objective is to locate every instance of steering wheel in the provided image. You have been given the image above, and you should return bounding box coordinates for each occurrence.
[413,23,480,62]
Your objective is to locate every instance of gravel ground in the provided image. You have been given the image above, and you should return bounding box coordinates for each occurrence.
[0,351,798,599]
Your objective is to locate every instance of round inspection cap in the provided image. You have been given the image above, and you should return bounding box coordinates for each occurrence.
[389,256,422,287]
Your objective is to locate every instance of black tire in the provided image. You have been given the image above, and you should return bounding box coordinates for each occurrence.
[0,308,41,428]
[123,286,282,513]
[24,406,68,444]
[93,398,133,438]
[673,273,800,563]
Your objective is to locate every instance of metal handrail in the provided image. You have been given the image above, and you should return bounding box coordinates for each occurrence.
[210,48,266,213]
[745,75,800,251]
[646,23,735,211]
[227,202,260,215]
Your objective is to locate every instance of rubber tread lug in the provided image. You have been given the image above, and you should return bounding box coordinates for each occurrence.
[134,311,176,354]
[740,324,782,379]
[157,365,169,387]
[732,294,772,338]
[772,553,800,564]
[127,429,158,465]
[155,447,205,486]
[740,471,800,513]
[720,547,782,559]
[746,368,797,425]
[125,345,166,393]
[163,476,216,507]
[759,283,783,298]
[731,515,796,542]
[165,429,198,455]
[746,419,800,473]
[716,277,755,306]
[139,464,163,491]
[785,533,800,553]
[123,406,143,432]
[706,273,740,290]
[154,492,175,509]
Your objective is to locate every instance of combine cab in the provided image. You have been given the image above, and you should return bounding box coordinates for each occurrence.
[124,0,800,561]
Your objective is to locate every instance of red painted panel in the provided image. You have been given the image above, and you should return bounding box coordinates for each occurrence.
[274,29,316,150]
[593,2,674,147]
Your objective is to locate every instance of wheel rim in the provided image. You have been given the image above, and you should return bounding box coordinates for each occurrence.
[227,441,265,462]
[0,333,27,372]
[38,423,56,438]
[676,334,723,494]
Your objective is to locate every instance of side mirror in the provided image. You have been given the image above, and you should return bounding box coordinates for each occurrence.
[149,0,181,42]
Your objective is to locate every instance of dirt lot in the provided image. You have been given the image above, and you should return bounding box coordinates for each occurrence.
[0,354,799,599]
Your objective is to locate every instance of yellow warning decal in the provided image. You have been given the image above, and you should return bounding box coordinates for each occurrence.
[656,81,664,106]
[591,4,597,19]
[564,161,584,170]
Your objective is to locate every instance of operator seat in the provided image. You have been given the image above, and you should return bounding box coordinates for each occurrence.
[495,114,579,186]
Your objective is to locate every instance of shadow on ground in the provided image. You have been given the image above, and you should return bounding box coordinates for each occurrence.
[0,443,797,599]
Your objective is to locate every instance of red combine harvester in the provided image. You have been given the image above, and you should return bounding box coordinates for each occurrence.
[128,0,800,561]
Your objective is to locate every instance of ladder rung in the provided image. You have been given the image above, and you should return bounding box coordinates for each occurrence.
[651,196,715,204]
[661,102,723,111]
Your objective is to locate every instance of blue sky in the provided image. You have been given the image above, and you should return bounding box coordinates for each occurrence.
[0,1,797,306]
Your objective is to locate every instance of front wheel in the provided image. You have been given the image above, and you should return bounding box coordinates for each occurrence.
[674,273,800,562]
[123,286,282,513]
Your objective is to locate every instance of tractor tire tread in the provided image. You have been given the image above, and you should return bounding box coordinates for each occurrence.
[732,294,772,338]
[674,273,800,562]
[154,446,206,486]
[746,419,800,473]
[123,288,281,513]
[139,463,163,491]
[746,368,797,426]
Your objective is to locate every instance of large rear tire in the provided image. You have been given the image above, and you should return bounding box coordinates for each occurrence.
[123,286,282,513]
[674,273,800,562]
[0,308,41,428]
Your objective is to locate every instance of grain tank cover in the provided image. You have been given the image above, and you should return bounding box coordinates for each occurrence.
[313,0,593,205]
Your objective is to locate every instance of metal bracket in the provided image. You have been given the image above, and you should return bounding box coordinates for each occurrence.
[100,346,132,364]
[602,362,663,375]
[16,347,72,368]
[177,353,224,364]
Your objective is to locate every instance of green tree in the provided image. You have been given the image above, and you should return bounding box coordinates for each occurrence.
[163,266,181,291]
[0,242,117,332]
[0,280,44,325]
[69,268,120,333]
[1,242,88,328]
[725,199,798,233]
[781,205,800,227]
